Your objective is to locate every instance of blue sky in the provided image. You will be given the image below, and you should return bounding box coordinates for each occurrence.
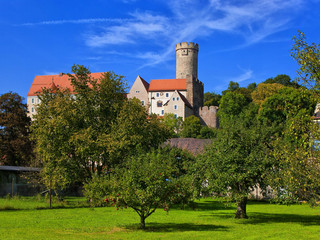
[1,0,320,101]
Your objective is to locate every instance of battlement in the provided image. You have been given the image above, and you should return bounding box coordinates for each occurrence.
[198,106,219,128]
[199,106,218,112]
[176,42,199,51]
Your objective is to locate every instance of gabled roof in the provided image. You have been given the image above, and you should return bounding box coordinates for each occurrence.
[138,76,149,91]
[177,91,192,109]
[27,72,104,96]
[163,90,192,109]
[148,79,186,91]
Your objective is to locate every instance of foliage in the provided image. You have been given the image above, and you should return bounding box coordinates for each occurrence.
[247,82,257,90]
[264,74,300,88]
[106,149,193,229]
[251,83,284,108]
[218,91,251,126]
[291,31,320,91]
[258,87,316,126]
[201,104,271,218]
[83,174,110,207]
[0,92,33,166]
[180,115,202,138]
[32,65,170,193]
[268,110,320,205]
[204,92,222,106]
[222,81,240,95]
[163,113,183,136]
[199,126,216,139]
[101,99,171,166]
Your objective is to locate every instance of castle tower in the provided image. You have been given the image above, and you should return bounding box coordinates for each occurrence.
[176,42,199,79]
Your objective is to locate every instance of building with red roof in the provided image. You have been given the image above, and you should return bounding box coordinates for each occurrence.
[127,42,208,122]
[27,72,104,119]
[27,42,218,127]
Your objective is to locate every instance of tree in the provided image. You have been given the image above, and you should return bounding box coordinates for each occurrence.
[269,109,320,204]
[264,74,300,88]
[102,99,171,165]
[204,92,221,106]
[180,115,202,138]
[163,113,183,136]
[0,92,33,166]
[106,149,193,229]
[32,65,171,193]
[247,82,257,90]
[201,104,271,218]
[291,31,320,91]
[259,87,315,126]
[251,83,284,109]
[218,91,251,126]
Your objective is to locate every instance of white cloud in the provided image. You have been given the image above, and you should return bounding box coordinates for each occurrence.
[22,0,305,68]
[85,12,169,47]
[20,18,128,26]
[229,69,253,83]
[43,71,59,75]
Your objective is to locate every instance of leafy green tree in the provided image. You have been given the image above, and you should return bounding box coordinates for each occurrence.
[264,74,300,88]
[106,149,193,229]
[269,110,320,204]
[201,104,271,218]
[204,92,221,106]
[218,91,251,126]
[163,113,183,136]
[0,92,33,166]
[259,87,316,126]
[200,126,216,139]
[102,99,171,165]
[291,31,320,91]
[251,83,284,109]
[247,82,257,90]
[180,115,202,138]
[33,65,171,193]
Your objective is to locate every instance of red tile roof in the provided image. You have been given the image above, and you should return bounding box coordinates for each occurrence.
[27,72,104,96]
[148,79,186,91]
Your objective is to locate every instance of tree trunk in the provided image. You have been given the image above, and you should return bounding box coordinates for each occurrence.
[140,215,146,229]
[235,197,248,219]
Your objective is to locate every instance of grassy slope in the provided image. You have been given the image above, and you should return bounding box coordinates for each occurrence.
[0,197,319,240]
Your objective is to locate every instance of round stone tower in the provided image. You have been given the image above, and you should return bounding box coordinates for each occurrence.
[176,42,199,79]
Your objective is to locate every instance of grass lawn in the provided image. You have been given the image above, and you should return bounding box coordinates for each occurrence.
[0,196,319,239]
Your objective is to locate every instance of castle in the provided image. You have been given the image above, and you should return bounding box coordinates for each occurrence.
[27,42,218,127]
[127,42,218,127]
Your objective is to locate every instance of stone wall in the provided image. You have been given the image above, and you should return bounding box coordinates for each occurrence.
[198,106,219,128]
[176,42,199,79]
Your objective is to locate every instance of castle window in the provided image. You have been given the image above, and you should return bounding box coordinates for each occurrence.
[174,105,178,110]
[166,93,169,97]
[156,93,160,97]
[157,101,163,107]
[31,98,34,104]
[141,101,144,106]
[173,97,175,101]
[31,107,34,113]
[177,97,180,101]
[136,90,140,93]
[161,110,164,115]
[37,98,40,104]
[174,114,178,118]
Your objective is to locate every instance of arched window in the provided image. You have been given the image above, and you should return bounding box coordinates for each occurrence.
[157,101,163,107]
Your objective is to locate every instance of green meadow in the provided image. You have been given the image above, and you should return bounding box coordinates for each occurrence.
[0,197,319,240]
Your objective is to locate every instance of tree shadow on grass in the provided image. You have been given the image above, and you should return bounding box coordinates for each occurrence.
[211,212,320,226]
[171,200,234,211]
[124,222,229,232]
